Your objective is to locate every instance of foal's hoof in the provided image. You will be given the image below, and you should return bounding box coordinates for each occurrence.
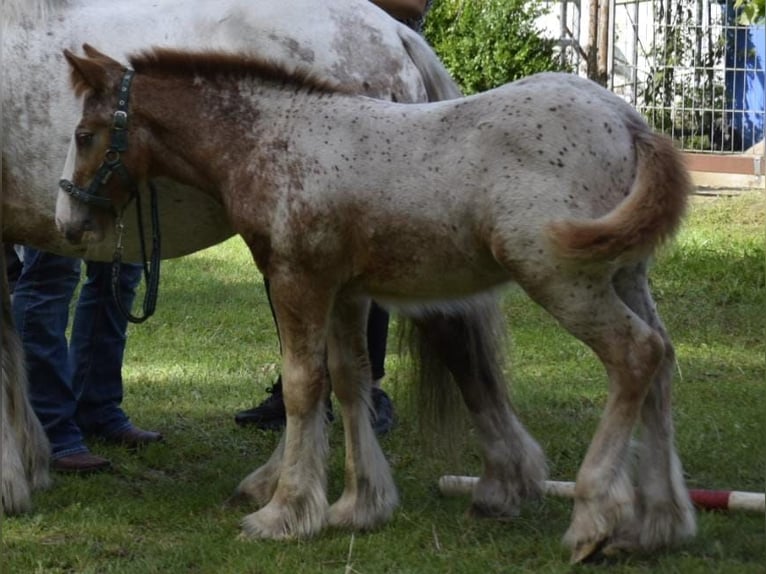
[570,535,640,563]
[240,505,294,540]
[239,499,328,541]
[570,538,608,564]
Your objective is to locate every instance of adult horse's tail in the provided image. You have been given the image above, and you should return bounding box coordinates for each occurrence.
[2,248,51,514]
[406,296,508,437]
[547,118,690,262]
[395,25,469,439]
[398,25,462,102]
[406,296,548,515]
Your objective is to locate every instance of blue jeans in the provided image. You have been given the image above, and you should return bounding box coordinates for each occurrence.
[11,248,142,459]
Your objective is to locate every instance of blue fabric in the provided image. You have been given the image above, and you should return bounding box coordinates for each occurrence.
[11,248,142,459]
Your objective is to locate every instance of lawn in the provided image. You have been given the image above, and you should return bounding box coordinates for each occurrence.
[3,193,764,573]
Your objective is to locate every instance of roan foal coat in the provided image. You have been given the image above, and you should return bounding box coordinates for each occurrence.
[60,47,695,562]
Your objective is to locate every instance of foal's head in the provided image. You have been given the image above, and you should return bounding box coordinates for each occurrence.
[60,43,342,242]
[62,44,148,222]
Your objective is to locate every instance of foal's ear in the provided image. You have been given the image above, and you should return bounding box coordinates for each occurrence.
[81,43,123,67]
[63,49,112,96]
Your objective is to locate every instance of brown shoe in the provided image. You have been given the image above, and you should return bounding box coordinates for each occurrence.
[52,452,111,474]
[106,426,164,449]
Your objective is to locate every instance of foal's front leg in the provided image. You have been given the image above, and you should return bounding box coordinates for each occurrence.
[240,282,332,540]
[326,297,398,530]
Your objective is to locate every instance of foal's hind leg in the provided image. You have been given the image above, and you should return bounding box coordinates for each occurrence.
[240,276,332,540]
[608,265,695,552]
[326,296,398,530]
[413,301,547,518]
[521,272,665,562]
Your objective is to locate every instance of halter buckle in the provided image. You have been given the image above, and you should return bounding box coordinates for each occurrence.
[113,110,128,129]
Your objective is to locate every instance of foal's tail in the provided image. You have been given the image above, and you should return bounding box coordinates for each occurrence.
[547,117,691,261]
[397,25,462,102]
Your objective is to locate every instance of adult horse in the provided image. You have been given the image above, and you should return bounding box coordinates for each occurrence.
[4,0,459,259]
[1,0,461,515]
[59,46,696,562]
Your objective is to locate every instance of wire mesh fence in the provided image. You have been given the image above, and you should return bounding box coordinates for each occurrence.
[610,0,765,154]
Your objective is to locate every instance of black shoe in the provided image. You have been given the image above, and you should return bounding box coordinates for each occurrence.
[235,378,334,430]
[235,378,287,429]
[370,387,395,435]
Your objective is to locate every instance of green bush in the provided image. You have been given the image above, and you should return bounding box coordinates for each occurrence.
[424,0,565,94]
[735,0,765,24]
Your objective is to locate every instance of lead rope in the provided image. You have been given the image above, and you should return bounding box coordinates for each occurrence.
[111,181,161,323]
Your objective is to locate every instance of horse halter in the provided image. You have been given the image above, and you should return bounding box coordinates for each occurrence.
[59,68,137,210]
[59,67,162,324]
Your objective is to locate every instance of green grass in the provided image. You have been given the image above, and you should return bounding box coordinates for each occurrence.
[4,193,765,573]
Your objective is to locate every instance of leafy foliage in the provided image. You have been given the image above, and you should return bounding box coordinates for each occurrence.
[735,0,765,24]
[423,0,565,94]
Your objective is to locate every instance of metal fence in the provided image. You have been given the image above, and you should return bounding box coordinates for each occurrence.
[545,0,765,178]
[609,0,765,156]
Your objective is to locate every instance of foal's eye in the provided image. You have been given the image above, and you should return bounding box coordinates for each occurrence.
[75,132,94,148]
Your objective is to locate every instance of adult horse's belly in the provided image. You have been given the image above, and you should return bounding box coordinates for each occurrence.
[3,177,234,262]
[89,182,235,262]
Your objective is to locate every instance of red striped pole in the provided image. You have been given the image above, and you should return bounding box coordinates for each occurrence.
[438,475,765,513]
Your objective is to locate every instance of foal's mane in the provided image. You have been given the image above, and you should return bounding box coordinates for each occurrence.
[129,48,348,94]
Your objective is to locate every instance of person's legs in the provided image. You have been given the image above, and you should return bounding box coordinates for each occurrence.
[73,261,153,441]
[11,248,85,459]
[367,302,389,384]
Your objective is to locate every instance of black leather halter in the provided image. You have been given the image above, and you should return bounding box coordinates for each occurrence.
[60,68,161,324]
[59,69,136,210]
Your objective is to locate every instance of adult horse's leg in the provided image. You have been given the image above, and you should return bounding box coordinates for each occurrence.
[412,297,546,518]
[239,272,332,539]
[1,246,33,513]
[608,264,695,552]
[515,266,665,562]
[326,295,398,530]
[2,246,51,514]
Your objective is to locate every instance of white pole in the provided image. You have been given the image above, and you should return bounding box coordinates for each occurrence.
[438,475,766,514]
